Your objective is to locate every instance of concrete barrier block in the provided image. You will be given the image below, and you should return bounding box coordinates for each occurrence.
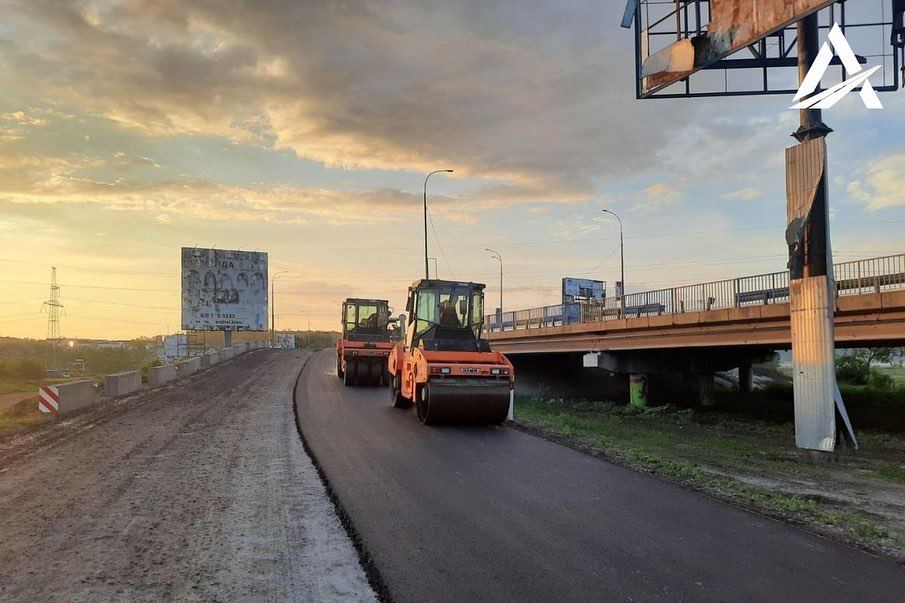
[105,370,142,397]
[56,380,97,413]
[179,356,202,377]
[149,365,177,386]
[201,351,219,368]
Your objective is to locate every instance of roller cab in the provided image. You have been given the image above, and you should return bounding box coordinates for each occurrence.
[388,279,515,425]
[336,298,396,386]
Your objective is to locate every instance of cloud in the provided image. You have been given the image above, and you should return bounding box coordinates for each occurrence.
[1,110,48,127]
[631,182,683,214]
[3,0,690,209]
[0,177,428,225]
[846,154,905,211]
[726,187,763,201]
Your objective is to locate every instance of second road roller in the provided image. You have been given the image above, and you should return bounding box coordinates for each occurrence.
[387,279,514,425]
[336,298,396,386]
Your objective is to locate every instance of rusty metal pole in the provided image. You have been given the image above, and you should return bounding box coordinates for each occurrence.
[786,14,856,454]
[794,14,831,275]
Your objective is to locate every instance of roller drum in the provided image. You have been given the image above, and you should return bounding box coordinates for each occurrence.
[369,358,383,386]
[419,380,510,425]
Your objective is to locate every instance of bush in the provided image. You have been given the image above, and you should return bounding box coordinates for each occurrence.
[839,384,905,408]
[13,358,44,380]
[763,380,905,408]
[837,353,869,385]
[868,369,895,390]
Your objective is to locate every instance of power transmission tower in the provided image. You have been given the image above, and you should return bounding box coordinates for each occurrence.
[42,266,64,373]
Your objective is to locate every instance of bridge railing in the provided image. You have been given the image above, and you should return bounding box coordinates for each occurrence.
[485,254,905,333]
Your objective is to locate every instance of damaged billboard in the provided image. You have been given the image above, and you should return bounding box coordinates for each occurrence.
[181,247,268,331]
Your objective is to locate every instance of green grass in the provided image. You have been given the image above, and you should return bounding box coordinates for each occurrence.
[515,396,901,554]
[0,380,40,395]
[867,464,905,483]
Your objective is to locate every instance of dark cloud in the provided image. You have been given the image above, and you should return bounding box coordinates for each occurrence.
[3,0,691,204]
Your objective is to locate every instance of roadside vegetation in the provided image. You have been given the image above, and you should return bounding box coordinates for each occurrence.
[514,394,905,562]
[290,330,341,349]
[0,337,158,436]
[0,357,50,434]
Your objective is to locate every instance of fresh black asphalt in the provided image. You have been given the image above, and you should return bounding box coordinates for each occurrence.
[295,349,905,602]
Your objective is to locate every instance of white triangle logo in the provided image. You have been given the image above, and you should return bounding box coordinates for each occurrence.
[791,23,883,110]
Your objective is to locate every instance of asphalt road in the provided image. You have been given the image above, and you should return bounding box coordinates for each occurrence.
[0,350,373,601]
[296,349,905,602]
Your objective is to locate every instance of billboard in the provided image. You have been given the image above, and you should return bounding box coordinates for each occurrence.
[562,278,606,304]
[181,248,268,331]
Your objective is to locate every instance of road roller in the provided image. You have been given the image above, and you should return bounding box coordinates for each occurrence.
[387,279,514,425]
[336,298,395,386]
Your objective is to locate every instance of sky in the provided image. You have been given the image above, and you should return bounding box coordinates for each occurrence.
[1,0,903,340]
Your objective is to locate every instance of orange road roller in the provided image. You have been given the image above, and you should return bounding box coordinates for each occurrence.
[336,298,396,386]
[387,279,514,425]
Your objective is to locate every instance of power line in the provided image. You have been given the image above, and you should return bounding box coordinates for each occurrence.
[0,257,175,277]
[428,209,456,279]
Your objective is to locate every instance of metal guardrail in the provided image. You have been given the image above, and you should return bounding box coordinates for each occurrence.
[485,254,905,333]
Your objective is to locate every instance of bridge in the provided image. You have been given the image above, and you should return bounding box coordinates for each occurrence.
[485,254,905,401]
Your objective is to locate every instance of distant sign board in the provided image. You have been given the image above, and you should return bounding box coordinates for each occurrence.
[181,248,268,331]
[157,334,188,362]
[276,333,296,349]
[562,278,606,304]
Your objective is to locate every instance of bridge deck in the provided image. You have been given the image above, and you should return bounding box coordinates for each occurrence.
[487,286,905,355]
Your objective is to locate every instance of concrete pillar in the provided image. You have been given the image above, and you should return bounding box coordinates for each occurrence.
[629,374,648,408]
[696,372,715,407]
[738,362,753,394]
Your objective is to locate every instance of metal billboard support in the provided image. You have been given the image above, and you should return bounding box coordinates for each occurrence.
[622,1,896,452]
[786,14,856,453]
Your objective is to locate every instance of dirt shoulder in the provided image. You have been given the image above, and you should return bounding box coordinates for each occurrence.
[0,350,375,601]
[514,396,905,564]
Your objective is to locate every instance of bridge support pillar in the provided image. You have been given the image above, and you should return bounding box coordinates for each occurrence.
[696,372,715,407]
[738,362,753,394]
[629,374,648,408]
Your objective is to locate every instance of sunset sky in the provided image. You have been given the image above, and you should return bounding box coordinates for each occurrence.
[1,1,904,339]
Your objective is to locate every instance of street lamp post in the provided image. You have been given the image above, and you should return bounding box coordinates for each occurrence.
[601,209,625,308]
[423,169,454,279]
[271,270,287,346]
[486,248,503,322]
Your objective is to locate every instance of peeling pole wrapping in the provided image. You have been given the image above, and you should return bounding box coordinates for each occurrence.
[786,14,856,452]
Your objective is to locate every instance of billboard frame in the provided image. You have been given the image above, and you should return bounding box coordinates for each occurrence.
[625,0,902,99]
[181,247,269,336]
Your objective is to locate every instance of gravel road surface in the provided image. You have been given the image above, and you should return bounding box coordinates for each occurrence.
[0,349,374,601]
[296,349,905,602]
